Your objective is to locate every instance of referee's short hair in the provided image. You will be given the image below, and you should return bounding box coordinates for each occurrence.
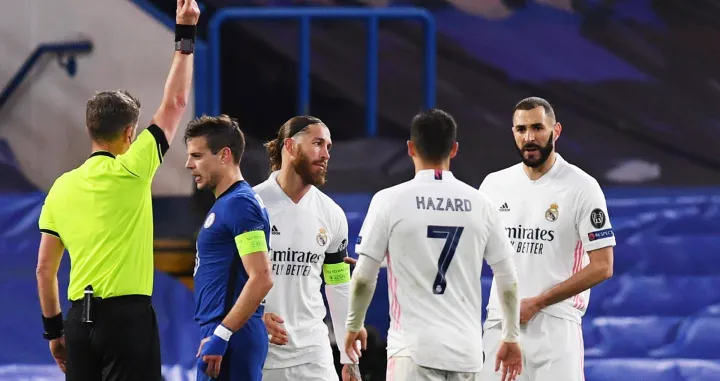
[85,90,141,143]
[410,108,457,163]
[184,114,245,165]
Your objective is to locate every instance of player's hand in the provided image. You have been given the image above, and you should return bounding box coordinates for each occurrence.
[263,312,289,345]
[176,0,200,25]
[519,297,542,324]
[344,328,367,363]
[343,257,358,266]
[196,333,229,378]
[342,363,363,381]
[495,341,522,381]
[49,337,66,373]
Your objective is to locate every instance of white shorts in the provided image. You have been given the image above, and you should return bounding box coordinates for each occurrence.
[480,313,585,381]
[262,354,338,381]
[386,356,481,381]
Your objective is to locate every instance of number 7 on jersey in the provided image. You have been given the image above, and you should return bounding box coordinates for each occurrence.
[427,225,464,295]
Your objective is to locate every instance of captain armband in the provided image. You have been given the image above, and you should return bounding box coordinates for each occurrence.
[234,230,269,257]
[323,262,351,285]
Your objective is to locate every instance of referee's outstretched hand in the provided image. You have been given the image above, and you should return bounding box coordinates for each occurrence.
[176,0,200,25]
[49,337,66,373]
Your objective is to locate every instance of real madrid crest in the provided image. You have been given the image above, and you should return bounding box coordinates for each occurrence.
[316,228,328,246]
[545,203,559,222]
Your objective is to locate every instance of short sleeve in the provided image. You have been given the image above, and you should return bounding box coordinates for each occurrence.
[483,201,513,266]
[577,183,616,252]
[225,195,270,257]
[116,125,169,180]
[38,191,60,239]
[326,208,349,256]
[355,191,392,263]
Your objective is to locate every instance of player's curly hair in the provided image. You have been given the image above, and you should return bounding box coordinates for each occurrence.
[264,115,324,172]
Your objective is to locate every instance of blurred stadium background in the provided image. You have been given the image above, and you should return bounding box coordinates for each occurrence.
[1,0,720,380]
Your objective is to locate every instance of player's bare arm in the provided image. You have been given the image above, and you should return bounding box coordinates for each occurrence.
[521,246,613,324]
[150,0,199,143]
[36,233,67,373]
[223,251,274,331]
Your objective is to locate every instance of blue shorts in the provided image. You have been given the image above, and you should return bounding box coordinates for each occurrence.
[196,317,268,381]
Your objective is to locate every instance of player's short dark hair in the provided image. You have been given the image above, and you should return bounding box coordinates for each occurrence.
[264,115,325,172]
[514,97,556,122]
[85,90,141,143]
[184,114,245,165]
[410,108,457,163]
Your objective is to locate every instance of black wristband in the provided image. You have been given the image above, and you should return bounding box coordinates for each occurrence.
[42,312,64,339]
[175,24,196,42]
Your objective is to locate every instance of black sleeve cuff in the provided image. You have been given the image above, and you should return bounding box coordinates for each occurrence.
[40,229,60,239]
[147,124,170,160]
[324,248,348,265]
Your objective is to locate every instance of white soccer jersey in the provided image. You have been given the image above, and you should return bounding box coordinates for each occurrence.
[355,169,513,373]
[253,172,350,368]
[480,153,616,324]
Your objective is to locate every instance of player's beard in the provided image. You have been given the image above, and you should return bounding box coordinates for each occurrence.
[292,149,327,187]
[515,132,554,168]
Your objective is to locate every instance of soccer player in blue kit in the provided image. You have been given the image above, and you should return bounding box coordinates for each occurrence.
[184,115,274,381]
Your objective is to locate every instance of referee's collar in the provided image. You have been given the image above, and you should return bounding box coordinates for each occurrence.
[89,151,115,159]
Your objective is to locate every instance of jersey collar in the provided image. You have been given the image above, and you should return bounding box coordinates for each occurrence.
[217,180,244,200]
[414,169,456,182]
[268,170,315,205]
[521,152,565,185]
[89,151,115,159]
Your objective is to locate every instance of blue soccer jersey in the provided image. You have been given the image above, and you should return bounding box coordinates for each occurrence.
[193,181,271,381]
[194,180,271,325]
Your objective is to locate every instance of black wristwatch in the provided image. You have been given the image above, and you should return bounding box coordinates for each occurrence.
[175,39,195,55]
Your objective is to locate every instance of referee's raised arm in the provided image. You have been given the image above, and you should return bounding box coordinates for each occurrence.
[35,2,200,380]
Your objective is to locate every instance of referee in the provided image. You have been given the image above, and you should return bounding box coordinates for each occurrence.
[35,2,200,380]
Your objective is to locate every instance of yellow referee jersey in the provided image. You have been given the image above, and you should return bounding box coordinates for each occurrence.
[38,125,169,301]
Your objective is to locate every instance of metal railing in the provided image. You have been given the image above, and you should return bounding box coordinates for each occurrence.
[207,7,436,137]
[0,41,93,112]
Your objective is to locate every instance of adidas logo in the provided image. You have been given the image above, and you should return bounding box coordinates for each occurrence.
[271,225,280,235]
[499,203,510,212]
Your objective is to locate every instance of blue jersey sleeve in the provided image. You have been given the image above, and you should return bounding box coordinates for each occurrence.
[225,194,270,257]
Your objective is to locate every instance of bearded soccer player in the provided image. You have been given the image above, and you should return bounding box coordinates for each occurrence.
[345,109,523,381]
[479,97,615,381]
[185,115,273,381]
[254,116,363,381]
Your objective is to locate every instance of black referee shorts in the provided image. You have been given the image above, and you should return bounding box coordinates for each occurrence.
[64,295,162,381]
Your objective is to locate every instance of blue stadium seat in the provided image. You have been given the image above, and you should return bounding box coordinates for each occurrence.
[600,276,720,316]
[637,235,720,275]
[676,359,720,381]
[650,317,720,360]
[584,317,681,358]
[585,359,720,381]
[585,359,680,381]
